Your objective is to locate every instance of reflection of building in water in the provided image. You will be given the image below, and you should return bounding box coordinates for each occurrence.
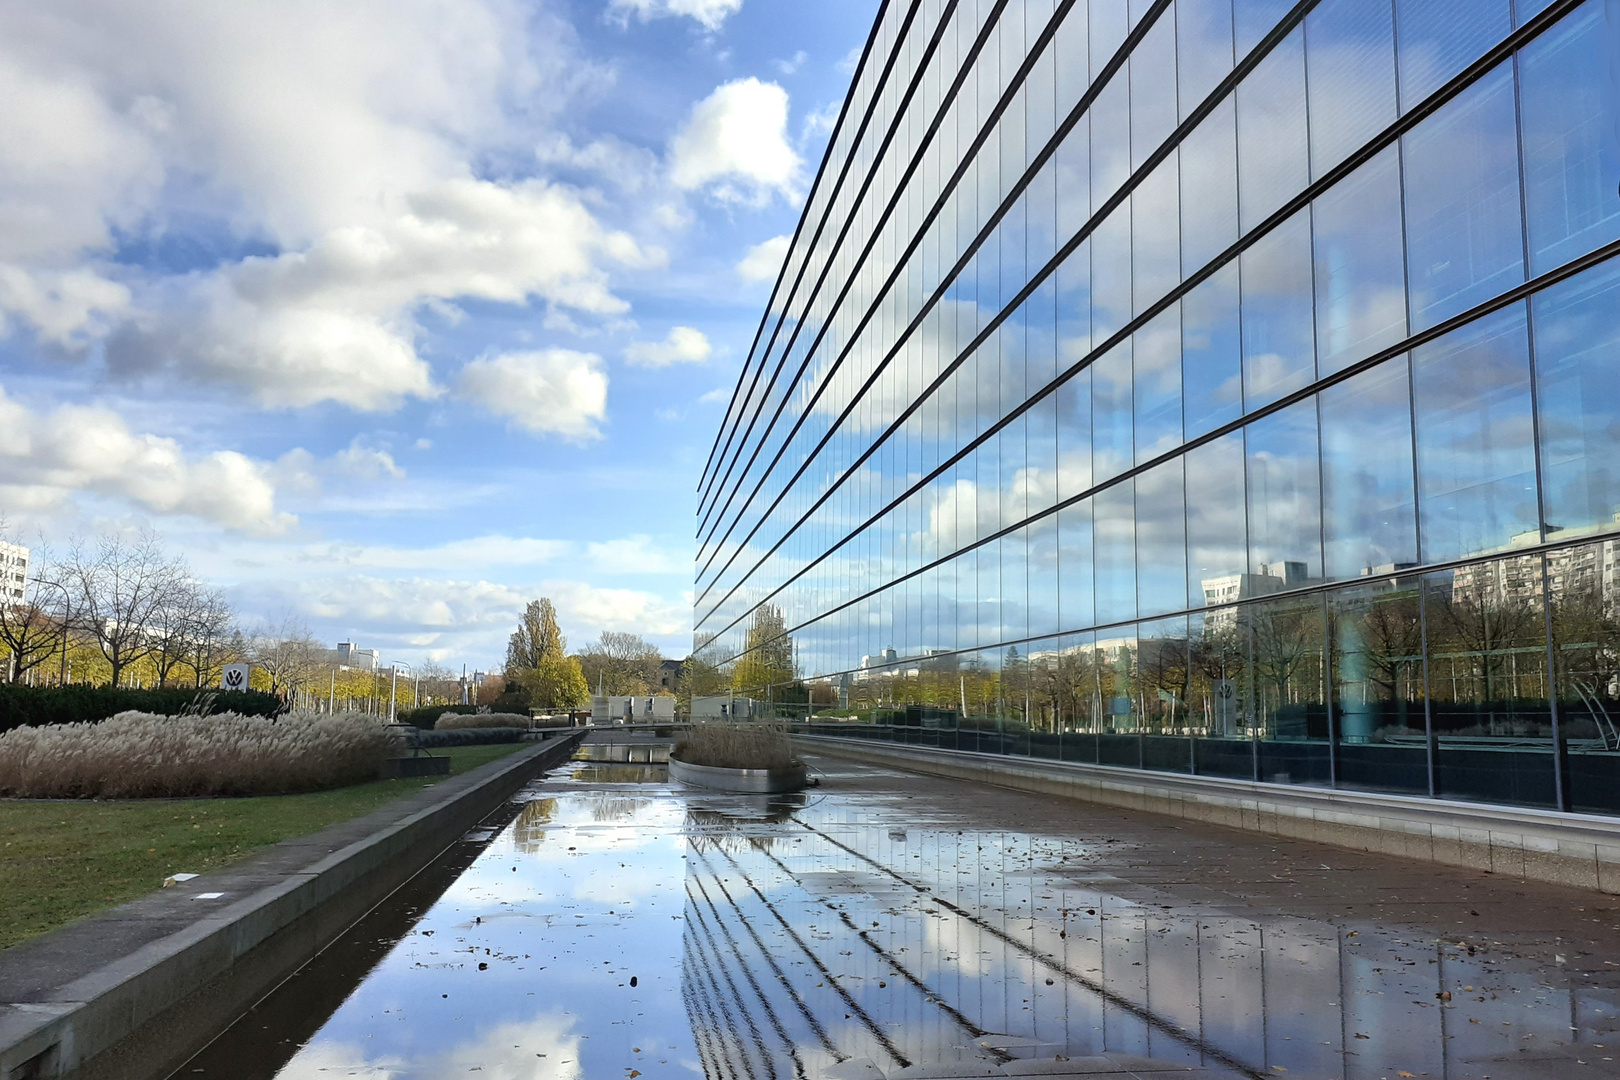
[509,798,556,853]
[676,827,1616,1078]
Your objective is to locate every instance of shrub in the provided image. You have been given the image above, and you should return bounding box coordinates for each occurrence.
[0,710,400,799]
[0,684,283,735]
[436,711,530,731]
[672,723,798,771]
[395,704,477,729]
[410,727,526,748]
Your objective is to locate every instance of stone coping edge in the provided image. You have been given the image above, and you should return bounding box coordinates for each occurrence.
[0,730,585,1080]
[795,734,1620,893]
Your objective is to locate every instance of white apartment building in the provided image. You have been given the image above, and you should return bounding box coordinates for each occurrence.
[0,541,27,605]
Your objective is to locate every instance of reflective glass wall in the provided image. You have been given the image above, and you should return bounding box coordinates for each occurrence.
[695,0,1620,815]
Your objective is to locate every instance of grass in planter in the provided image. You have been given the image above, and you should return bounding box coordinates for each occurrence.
[0,742,526,951]
[671,723,798,770]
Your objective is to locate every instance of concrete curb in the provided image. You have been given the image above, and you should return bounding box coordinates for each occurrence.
[797,734,1620,893]
[0,730,584,1080]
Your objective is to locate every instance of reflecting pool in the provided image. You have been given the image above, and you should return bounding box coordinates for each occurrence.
[179,751,1620,1079]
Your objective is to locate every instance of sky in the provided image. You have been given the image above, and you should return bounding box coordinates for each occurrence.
[0,0,878,668]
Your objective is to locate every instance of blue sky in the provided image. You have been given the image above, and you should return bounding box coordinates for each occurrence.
[0,0,877,666]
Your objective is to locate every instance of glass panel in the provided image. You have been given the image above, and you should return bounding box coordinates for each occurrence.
[1533,258,1620,540]
[1313,147,1407,376]
[1190,608,1256,779]
[1394,0,1512,108]
[1412,304,1540,563]
[1057,367,1094,502]
[1092,208,1133,341]
[1029,511,1061,640]
[1236,27,1309,231]
[1330,578,1430,795]
[1133,156,1181,314]
[1520,2,1620,276]
[1059,630,1102,762]
[1241,209,1316,409]
[1246,399,1324,585]
[1402,63,1525,331]
[1092,340,1134,482]
[1182,263,1244,439]
[1059,500,1096,632]
[1095,478,1137,625]
[1319,356,1420,581]
[1096,626,1141,766]
[1186,431,1249,609]
[1134,303,1182,460]
[1130,11,1178,170]
[1248,592,1331,785]
[1234,0,1295,57]
[1178,0,1235,117]
[1304,0,1398,178]
[1180,97,1239,274]
[1138,615,1194,773]
[1136,456,1187,619]
[1026,636,1067,760]
[1549,540,1620,814]
[1424,555,1556,808]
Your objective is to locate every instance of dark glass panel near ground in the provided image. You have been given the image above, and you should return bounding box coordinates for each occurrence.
[697,0,1620,817]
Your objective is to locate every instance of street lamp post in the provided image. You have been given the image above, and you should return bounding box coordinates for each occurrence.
[387,661,412,723]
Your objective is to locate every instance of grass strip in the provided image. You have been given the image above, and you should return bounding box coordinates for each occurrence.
[0,742,528,951]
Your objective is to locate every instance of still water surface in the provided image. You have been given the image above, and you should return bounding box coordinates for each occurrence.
[180,750,1620,1079]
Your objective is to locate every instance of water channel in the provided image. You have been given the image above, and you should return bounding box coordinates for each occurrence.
[176,739,1620,1079]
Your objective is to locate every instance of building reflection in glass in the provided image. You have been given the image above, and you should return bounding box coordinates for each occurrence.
[677,822,1620,1078]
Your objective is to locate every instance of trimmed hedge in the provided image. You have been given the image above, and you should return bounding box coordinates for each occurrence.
[395,703,480,729]
[410,727,527,748]
[0,684,283,735]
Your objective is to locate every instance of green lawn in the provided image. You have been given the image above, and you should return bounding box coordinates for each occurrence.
[0,742,529,951]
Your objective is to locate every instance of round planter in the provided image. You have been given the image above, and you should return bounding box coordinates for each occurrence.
[668,755,808,794]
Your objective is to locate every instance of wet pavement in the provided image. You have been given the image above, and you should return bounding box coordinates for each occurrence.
[177,745,1620,1079]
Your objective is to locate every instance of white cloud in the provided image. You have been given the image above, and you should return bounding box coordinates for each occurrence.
[0,384,293,534]
[585,534,686,575]
[837,45,863,75]
[0,0,662,410]
[800,101,839,143]
[669,78,801,205]
[698,386,732,404]
[623,325,711,368]
[774,50,808,75]
[456,349,608,440]
[607,0,744,32]
[307,535,572,571]
[110,179,654,411]
[735,234,790,283]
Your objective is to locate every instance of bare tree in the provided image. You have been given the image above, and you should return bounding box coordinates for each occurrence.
[184,588,238,688]
[575,631,663,696]
[150,579,204,687]
[250,616,325,696]
[58,532,188,687]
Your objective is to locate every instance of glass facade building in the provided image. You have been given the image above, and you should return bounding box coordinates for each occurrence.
[695,0,1620,814]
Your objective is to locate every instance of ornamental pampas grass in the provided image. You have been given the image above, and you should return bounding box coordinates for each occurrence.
[0,711,402,799]
[671,723,797,771]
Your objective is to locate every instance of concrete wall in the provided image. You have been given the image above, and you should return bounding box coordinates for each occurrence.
[797,735,1620,893]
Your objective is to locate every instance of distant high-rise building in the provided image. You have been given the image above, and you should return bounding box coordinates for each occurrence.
[698,1,1620,816]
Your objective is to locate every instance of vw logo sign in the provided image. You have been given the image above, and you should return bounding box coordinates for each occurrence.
[222,664,251,691]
